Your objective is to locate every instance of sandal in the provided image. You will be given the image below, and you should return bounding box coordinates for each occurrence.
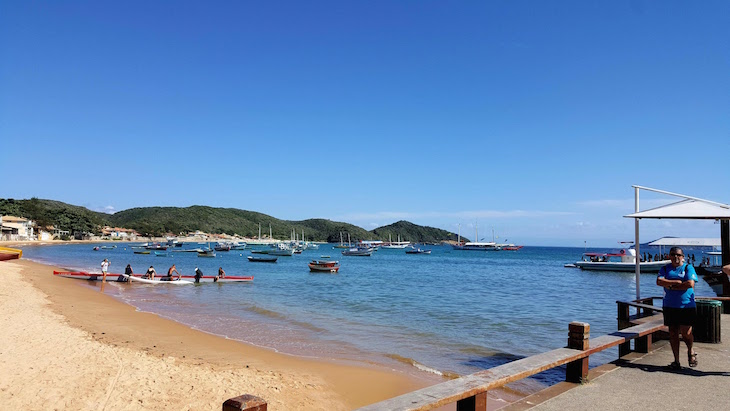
[688,352,698,368]
[667,361,682,370]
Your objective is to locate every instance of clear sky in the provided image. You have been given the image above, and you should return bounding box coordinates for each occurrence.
[1,1,728,247]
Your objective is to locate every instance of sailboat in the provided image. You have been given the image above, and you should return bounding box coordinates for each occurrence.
[452,221,499,251]
[333,232,350,249]
[381,233,410,249]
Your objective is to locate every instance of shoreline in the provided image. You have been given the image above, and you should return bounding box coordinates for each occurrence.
[1,259,440,409]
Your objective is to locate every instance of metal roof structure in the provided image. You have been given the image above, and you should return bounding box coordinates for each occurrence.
[624,186,730,299]
[625,199,730,219]
[647,237,721,247]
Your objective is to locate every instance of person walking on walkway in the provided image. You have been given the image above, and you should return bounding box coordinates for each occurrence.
[657,246,698,369]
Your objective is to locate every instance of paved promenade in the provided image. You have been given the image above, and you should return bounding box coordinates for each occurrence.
[507,315,730,411]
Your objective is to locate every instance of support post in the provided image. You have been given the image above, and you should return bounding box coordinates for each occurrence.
[566,322,590,383]
[456,392,487,411]
[617,302,631,356]
[223,395,267,411]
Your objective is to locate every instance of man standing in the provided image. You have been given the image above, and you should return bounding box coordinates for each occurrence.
[101,258,110,283]
[656,246,698,369]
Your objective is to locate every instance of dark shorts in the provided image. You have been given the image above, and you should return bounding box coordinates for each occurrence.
[663,306,697,327]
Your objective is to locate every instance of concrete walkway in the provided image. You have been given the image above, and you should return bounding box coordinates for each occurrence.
[506,315,730,411]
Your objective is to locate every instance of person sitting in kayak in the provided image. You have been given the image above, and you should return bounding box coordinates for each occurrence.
[166,264,180,281]
[144,266,156,280]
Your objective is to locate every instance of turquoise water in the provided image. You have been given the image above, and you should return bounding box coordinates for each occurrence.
[19,243,716,389]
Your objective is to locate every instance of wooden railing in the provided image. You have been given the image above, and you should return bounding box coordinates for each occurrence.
[354,299,667,411]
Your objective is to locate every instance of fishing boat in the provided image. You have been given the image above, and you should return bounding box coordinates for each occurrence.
[308,260,340,273]
[53,271,253,283]
[197,249,217,258]
[145,243,168,250]
[247,256,278,263]
[0,247,22,261]
[214,242,232,252]
[568,248,668,272]
[342,247,373,256]
[405,247,431,254]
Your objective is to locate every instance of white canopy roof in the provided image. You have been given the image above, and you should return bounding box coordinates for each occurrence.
[625,199,730,220]
[647,237,720,247]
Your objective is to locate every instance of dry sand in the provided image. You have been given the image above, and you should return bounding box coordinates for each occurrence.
[0,259,439,410]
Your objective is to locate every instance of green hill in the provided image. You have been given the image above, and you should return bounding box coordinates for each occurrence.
[372,220,463,243]
[0,198,109,236]
[1,198,462,242]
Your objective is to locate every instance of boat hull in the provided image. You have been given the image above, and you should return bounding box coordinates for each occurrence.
[308,260,340,272]
[247,256,278,263]
[0,247,22,261]
[573,261,666,272]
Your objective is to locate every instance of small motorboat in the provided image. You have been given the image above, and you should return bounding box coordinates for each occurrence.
[134,250,151,254]
[341,247,373,256]
[405,247,431,255]
[197,249,217,258]
[247,256,278,263]
[308,260,340,273]
[154,251,168,257]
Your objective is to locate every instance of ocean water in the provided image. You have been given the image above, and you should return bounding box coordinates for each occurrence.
[19,243,717,392]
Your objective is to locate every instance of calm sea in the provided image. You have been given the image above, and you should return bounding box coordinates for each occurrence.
[18,243,717,392]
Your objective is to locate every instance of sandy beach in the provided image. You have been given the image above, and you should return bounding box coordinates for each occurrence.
[0,258,438,410]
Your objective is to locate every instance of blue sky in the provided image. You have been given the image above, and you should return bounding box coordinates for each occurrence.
[1,1,728,246]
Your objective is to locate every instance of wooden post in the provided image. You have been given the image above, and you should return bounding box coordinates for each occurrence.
[566,322,589,383]
[456,392,487,411]
[223,395,267,411]
[617,302,631,356]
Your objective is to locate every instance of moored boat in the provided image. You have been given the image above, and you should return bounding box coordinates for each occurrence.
[247,256,278,263]
[308,260,340,272]
[342,247,373,256]
[197,249,217,258]
[405,247,431,254]
[134,250,151,254]
[570,248,668,272]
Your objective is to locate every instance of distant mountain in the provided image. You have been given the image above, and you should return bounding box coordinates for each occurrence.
[372,220,463,243]
[0,198,463,242]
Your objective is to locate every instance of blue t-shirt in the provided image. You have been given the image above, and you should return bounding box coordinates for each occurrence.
[658,263,698,308]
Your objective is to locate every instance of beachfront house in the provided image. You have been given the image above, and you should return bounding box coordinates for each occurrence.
[101,226,138,240]
[1,215,35,241]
